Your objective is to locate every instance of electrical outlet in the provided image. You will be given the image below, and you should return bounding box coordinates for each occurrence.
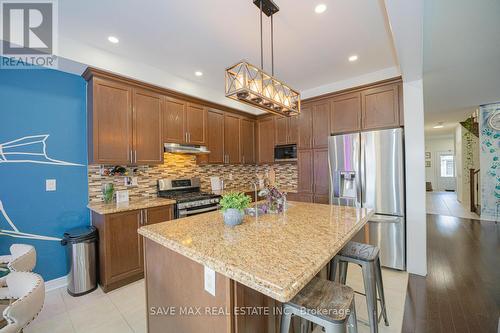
[46,179,56,191]
[204,266,216,296]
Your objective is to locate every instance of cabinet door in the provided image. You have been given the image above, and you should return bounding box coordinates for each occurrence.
[287,192,314,203]
[186,103,207,145]
[133,89,163,164]
[145,205,173,225]
[207,109,225,164]
[275,116,288,145]
[297,150,313,193]
[224,114,241,164]
[288,116,299,144]
[312,101,330,148]
[398,83,404,126]
[361,84,399,130]
[106,210,143,283]
[91,78,133,164]
[313,148,329,195]
[330,92,361,134]
[163,97,186,143]
[298,104,313,149]
[257,117,275,164]
[313,195,329,204]
[240,119,256,164]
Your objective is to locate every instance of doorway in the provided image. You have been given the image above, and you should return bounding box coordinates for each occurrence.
[435,151,456,191]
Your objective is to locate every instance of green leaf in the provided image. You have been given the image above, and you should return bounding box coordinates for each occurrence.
[219,192,252,212]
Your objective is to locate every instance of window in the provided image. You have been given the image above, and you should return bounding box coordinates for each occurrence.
[440,155,455,177]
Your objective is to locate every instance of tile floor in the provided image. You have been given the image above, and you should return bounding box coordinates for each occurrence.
[426,191,480,219]
[26,267,407,333]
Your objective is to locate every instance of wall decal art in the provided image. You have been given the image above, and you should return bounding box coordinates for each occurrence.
[0,200,61,241]
[0,135,83,166]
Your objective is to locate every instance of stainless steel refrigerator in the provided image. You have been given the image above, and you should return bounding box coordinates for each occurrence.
[328,128,406,270]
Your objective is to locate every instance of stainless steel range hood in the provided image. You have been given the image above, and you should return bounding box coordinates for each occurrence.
[164,143,210,154]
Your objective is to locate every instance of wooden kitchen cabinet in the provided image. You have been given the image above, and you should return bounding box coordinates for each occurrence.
[313,195,329,204]
[361,83,400,130]
[297,149,314,193]
[88,77,133,164]
[163,97,186,144]
[92,205,173,292]
[186,103,207,145]
[330,92,361,134]
[257,116,275,164]
[287,192,314,203]
[133,89,163,164]
[312,101,330,148]
[163,99,207,145]
[298,103,313,149]
[206,109,225,164]
[275,115,299,145]
[240,118,256,164]
[313,148,329,195]
[224,114,241,164]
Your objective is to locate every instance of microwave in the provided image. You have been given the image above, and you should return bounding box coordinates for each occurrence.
[274,144,297,162]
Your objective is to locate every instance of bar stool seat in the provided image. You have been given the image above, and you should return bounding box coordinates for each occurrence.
[281,277,358,333]
[339,242,379,262]
[330,242,389,333]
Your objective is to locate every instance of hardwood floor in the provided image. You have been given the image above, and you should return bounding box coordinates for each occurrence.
[402,214,499,333]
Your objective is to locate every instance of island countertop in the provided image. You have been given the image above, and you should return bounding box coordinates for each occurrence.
[138,202,373,302]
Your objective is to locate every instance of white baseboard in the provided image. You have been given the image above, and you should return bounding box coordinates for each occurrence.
[45,275,67,292]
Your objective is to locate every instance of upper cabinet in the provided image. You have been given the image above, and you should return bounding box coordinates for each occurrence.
[133,89,164,164]
[224,114,241,164]
[330,92,361,134]
[312,100,330,148]
[163,97,185,144]
[257,117,275,164]
[206,109,225,164]
[297,104,313,149]
[275,116,299,146]
[361,83,399,130]
[185,103,207,145]
[89,78,133,164]
[240,118,256,164]
[163,99,207,145]
[88,77,163,165]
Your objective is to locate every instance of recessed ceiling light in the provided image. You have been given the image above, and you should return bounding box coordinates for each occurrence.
[107,36,119,44]
[433,122,444,129]
[314,4,327,14]
[348,55,358,62]
[194,71,203,77]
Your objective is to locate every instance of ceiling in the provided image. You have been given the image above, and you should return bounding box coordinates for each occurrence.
[56,0,398,114]
[423,0,500,136]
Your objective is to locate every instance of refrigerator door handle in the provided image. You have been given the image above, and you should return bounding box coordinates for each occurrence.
[359,134,365,208]
[369,215,404,223]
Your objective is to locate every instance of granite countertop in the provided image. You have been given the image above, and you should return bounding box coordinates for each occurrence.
[88,197,177,215]
[138,202,373,302]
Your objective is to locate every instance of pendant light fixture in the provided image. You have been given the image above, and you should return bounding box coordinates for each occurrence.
[225,0,301,116]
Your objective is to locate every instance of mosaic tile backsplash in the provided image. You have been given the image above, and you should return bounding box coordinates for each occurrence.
[88,153,297,202]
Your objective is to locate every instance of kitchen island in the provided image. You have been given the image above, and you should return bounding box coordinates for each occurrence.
[138,202,373,333]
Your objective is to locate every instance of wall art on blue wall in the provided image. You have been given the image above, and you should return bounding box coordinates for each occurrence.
[0,66,89,281]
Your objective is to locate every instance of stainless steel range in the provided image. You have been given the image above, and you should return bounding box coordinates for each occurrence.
[157,178,221,218]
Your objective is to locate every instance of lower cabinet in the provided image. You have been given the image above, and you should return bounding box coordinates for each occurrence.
[287,192,314,203]
[92,204,173,292]
[313,195,329,204]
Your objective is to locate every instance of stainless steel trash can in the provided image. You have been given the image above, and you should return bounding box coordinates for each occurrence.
[61,226,98,296]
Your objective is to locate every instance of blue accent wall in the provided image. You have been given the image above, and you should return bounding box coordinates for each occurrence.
[0,67,88,281]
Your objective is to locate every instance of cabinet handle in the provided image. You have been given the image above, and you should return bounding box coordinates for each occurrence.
[185,132,187,142]
[139,210,144,225]
[130,149,133,163]
[134,150,137,163]
[144,210,148,225]
[242,155,245,164]
[188,132,191,143]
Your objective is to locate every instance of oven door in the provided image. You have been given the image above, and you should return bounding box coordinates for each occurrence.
[177,203,219,218]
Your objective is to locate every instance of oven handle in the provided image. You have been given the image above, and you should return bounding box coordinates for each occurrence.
[179,205,219,216]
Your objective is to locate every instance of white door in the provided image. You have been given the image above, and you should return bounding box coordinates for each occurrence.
[436,152,456,191]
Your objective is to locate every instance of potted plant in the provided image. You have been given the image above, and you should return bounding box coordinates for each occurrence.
[219,192,251,226]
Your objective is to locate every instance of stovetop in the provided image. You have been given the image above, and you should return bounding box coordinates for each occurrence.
[158,191,220,203]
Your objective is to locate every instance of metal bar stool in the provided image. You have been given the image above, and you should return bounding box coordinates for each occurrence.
[280,276,358,333]
[329,242,389,333]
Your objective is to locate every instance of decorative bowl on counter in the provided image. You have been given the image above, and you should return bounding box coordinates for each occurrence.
[223,208,245,226]
[219,192,252,226]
